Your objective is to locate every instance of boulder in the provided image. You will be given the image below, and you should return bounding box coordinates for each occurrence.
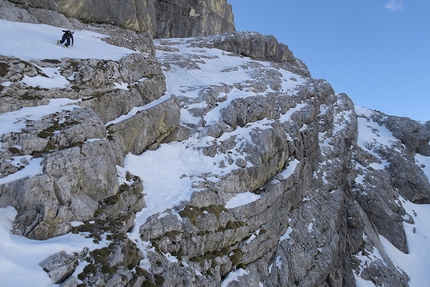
[39,251,78,284]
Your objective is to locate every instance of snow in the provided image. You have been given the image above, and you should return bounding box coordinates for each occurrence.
[0,99,81,184]
[354,274,378,287]
[280,227,293,241]
[354,106,430,287]
[0,207,107,287]
[0,19,136,286]
[0,18,429,287]
[355,237,388,277]
[155,38,306,128]
[378,152,430,286]
[355,105,401,153]
[0,157,43,184]
[275,256,283,270]
[278,159,299,180]
[0,19,133,61]
[221,268,249,287]
[125,141,222,239]
[378,198,430,287]
[21,66,70,89]
[355,106,399,172]
[307,222,313,233]
[106,94,173,126]
[0,98,80,136]
[225,192,261,209]
[415,154,430,179]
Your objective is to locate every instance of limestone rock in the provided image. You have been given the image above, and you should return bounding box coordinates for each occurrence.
[9,0,235,37]
[60,276,78,287]
[193,31,310,77]
[1,2,429,286]
[39,251,78,284]
[107,95,180,155]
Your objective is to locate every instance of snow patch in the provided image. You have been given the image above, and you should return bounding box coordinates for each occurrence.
[221,268,248,287]
[225,191,261,209]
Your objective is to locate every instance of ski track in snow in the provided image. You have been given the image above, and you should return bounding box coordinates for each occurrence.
[0,19,429,287]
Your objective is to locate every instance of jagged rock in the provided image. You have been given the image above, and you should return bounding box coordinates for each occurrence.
[60,276,77,287]
[75,239,143,286]
[151,0,235,38]
[1,1,430,286]
[9,0,235,37]
[44,140,118,202]
[193,31,310,77]
[77,53,167,123]
[8,0,57,10]
[107,95,180,155]
[0,0,38,23]
[39,251,78,284]
[384,115,430,155]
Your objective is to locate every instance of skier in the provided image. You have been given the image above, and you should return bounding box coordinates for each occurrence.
[57,30,74,48]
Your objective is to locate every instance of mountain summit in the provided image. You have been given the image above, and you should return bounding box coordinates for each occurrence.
[0,1,429,286]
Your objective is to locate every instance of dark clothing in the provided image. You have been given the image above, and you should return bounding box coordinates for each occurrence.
[59,30,74,47]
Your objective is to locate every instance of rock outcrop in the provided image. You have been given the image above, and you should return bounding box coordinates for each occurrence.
[0,1,429,287]
[6,0,235,37]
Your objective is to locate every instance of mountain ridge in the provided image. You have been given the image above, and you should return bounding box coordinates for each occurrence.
[0,1,429,286]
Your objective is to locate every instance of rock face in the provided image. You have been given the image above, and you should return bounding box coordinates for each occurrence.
[1,1,430,287]
[7,0,235,37]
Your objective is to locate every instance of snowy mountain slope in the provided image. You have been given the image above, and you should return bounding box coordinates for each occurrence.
[353,107,430,287]
[0,19,133,61]
[0,19,137,286]
[0,17,429,287]
[127,38,309,240]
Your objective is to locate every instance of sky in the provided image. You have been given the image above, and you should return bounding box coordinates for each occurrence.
[228,0,430,122]
[1,18,430,286]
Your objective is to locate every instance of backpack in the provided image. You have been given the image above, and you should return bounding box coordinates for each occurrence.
[62,30,74,37]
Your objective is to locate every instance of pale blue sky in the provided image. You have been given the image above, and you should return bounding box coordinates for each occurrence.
[228,0,430,122]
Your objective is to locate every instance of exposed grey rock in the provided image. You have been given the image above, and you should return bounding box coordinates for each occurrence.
[8,0,57,10]
[107,95,180,155]
[39,251,78,284]
[0,0,38,22]
[192,31,310,77]
[1,2,429,286]
[8,0,235,37]
[59,276,77,287]
[383,115,430,155]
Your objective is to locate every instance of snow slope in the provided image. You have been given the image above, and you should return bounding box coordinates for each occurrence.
[0,19,133,61]
[0,19,133,286]
[354,107,430,287]
[0,19,305,286]
[0,18,430,287]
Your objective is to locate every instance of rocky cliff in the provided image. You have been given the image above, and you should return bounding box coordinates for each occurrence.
[6,0,235,37]
[1,1,430,286]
